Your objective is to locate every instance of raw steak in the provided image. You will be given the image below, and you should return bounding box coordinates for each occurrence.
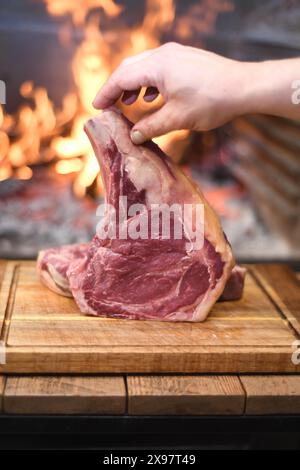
[37,243,88,297]
[38,244,245,301]
[220,265,246,301]
[38,108,241,321]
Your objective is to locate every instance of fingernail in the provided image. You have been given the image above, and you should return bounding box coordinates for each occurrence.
[131,129,145,145]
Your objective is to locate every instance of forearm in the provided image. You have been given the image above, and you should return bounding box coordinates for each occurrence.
[240,58,300,120]
[93,44,300,142]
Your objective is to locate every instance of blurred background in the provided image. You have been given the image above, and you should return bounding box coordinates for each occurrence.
[0,0,299,265]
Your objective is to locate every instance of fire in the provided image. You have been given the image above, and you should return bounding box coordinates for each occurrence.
[0,0,232,197]
[55,158,83,175]
[47,0,179,196]
[15,166,33,180]
[44,0,123,25]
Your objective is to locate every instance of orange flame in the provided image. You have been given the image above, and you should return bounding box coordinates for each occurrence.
[44,0,123,25]
[0,0,233,196]
[48,0,179,196]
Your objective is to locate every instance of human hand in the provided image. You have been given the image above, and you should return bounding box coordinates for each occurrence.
[93,42,300,144]
[93,42,250,144]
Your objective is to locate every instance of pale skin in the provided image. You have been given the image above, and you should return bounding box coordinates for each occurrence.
[93,42,300,145]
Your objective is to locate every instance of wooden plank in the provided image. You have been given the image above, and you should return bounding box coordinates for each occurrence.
[240,375,300,415]
[8,264,297,347]
[250,264,300,335]
[8,265,294,347]
[2,346,299,374]
[0,261,298,373]
[127,375,245,415]
[0,376,5,413]
[4,376,126,415]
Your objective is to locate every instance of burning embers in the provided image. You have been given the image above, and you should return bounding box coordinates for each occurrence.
[0,168,98,258]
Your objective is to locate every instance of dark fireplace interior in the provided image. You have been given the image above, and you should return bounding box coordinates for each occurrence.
[0,0,299,265]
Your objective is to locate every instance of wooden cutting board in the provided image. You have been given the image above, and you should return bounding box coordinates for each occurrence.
[0,261,299,374]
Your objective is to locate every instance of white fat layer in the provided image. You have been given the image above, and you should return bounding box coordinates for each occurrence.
[48,264,70,290]
[125,155,171,205]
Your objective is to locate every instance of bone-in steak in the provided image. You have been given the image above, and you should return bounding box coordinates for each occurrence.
[38,109,244,321]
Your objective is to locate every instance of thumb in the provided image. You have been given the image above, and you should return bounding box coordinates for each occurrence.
[130,105,176,144]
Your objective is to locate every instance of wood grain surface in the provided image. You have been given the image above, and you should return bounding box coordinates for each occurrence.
[127,375,245,415]
[3,376,126,414]
[0,261,299,373]
[1,373,300,415]
[250,264,300,335]
[240,375,300,415]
